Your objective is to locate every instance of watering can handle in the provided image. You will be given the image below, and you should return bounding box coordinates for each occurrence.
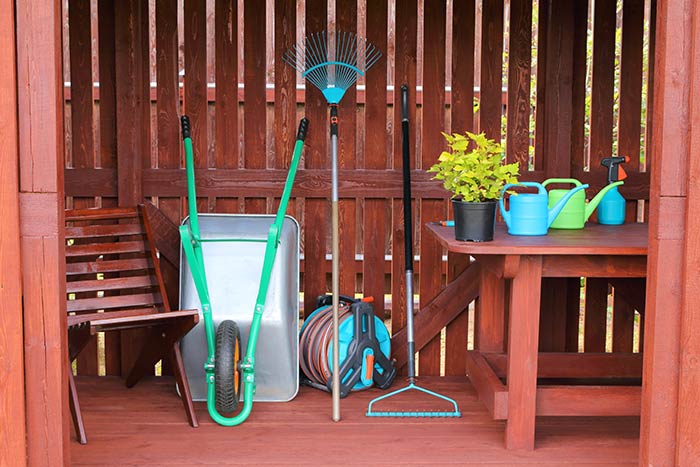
[542,178,582,187]
[499,183,522,220]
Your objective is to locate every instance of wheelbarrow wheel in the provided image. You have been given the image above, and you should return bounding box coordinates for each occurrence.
[215,320,241,413]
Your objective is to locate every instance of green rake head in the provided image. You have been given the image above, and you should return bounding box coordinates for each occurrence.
[283,30,382,105]
[366,382,461,418]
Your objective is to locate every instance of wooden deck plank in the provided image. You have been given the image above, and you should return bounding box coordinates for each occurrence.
[70,376,639,465]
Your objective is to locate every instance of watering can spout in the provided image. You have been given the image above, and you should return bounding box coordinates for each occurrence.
[548,184,589,228]
[584,181,624,221]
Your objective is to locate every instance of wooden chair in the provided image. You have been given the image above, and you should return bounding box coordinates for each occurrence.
[65,205,199,444]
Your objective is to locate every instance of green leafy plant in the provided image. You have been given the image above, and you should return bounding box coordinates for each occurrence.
[429,132,520,202]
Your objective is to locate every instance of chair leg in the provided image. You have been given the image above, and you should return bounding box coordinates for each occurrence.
[68,366,87,444]
[171,343,199,427]
[125,318,195,388]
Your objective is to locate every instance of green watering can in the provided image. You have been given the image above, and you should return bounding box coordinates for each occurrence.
[542,178,625,229]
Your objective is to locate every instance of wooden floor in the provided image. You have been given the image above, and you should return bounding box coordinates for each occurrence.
[71,376,639,465]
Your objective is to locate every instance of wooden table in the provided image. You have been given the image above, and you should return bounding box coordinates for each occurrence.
[427,222,648,451]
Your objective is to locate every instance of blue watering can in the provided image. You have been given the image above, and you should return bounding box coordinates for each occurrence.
[499,182,589,236]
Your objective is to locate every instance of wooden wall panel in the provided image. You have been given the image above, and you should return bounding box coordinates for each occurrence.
[303,0,328,316]
[0,0,27,462]
[391,0,417,339]
[15,0,69,462]
[336,0,358,296]
[419,0,447,376]
[363,0,388,316]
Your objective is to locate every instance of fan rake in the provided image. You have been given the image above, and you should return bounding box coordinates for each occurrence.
[284,31,381,422]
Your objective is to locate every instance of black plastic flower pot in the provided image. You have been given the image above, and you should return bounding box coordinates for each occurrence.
[451,199,497,242]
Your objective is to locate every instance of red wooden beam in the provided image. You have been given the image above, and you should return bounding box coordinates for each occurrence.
[15,0,70,463]
[641,0,695,464]
[0,0,27,463]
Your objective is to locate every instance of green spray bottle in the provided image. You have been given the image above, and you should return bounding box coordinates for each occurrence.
[597,156,629,225]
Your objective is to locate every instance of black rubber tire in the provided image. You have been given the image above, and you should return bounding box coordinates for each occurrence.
[215,320,241,413]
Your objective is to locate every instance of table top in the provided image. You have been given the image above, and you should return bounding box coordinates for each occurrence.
[427,222,648,256]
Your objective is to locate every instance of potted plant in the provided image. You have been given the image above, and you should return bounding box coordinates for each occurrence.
[428,131,519,241]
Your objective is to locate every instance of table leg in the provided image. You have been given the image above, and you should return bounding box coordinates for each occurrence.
[477,265,505,352]
[505,255,542,451]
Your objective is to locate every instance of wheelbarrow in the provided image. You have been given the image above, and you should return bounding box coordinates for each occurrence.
[178,116,308,426]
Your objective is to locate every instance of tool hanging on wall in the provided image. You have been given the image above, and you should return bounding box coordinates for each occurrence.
[366,85,461,418]
[284,30,382,422]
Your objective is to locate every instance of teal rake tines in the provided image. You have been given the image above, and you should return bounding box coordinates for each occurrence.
[366,85,460,418]
[284,31,381,422]
[283,31,382,105]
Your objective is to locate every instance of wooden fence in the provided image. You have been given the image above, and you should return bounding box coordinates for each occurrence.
[63,0,655,377]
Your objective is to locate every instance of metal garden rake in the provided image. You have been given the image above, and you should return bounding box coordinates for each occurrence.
[284,30,382,422]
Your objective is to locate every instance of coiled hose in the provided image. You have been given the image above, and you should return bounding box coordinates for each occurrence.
[299,301,353,387]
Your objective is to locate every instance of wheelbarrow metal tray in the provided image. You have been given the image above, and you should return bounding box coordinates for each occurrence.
[179,213,299,402]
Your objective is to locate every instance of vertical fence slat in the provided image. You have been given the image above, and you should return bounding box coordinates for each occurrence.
[69,0,99,376]
[243,0,266,214]
[214,0,238,214]
[336,0,358,296]
[391,0,417,341]
[586,0,617,352]
[479,0,504,140]
[155,0,181,222]
[274,0,295,170]
[539,0,575,352]
[97,0,120,374]
[185,0,207,169]
[363,0,388,316]
[644,0,657,171]
[445,0,476,375]
[570,0,589,181]
[451,0,475,135]
[533,0,549,170]
[542,0,574,177]
[115,0,150,375]
[303,0,329,316]
[155,0,182,376]
[590,0,617,171]
[419,0,447,376]
[584,277,608,352]
[506,0,532,168]
[614,0,645,352]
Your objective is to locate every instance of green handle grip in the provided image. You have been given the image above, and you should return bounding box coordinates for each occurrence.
[542,178,582,188]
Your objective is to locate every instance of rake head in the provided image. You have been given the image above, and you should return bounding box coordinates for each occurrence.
[283,30,382,104]
[366,382,461,418]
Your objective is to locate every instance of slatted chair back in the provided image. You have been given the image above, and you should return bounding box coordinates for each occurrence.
[65,206,171,329]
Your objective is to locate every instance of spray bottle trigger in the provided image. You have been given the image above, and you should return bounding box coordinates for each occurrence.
[618,165,628,181]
